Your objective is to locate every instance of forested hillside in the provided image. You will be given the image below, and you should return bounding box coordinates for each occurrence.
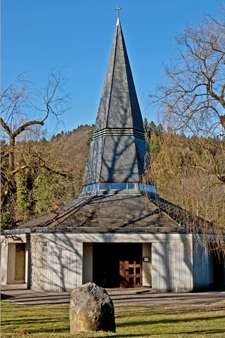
[144,119,225,229]
[1,125,93,229]
[1,120,224,230]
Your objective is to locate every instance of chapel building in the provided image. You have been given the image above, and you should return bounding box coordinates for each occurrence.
[1,17,225,291]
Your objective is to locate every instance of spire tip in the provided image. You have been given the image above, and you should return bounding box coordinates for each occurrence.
[115,6,122,21]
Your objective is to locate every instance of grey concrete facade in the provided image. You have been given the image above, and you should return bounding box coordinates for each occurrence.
[2,232,217,292]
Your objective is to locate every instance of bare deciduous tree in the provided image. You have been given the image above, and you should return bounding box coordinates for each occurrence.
[150,4,225,187]
[1,67,70,210]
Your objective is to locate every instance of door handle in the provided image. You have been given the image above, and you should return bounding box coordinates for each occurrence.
[124,269,129,271]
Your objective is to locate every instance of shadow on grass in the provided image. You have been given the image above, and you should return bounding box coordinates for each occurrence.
[1,294,13,300]
[85,335,151,338]
[2,317,68,325]
[117,314,225,328]
[177,328,225,335]
[115,305,225,319]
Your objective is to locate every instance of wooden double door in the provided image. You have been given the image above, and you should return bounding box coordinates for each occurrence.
[93,243,142,288]
[119,258,142,288]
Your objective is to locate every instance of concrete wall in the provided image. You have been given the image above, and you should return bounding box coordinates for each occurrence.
[40,234,83,291]
[152,235,193,292]
[208,252,214,285]
[30,234,43,291]
[142,243,151,287]
[1,232,196,292]
[193,238,209,290]
[1,240,8,284]
[29,233,193,292]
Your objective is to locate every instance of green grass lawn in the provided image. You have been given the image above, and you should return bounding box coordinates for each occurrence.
[1,300,225,337]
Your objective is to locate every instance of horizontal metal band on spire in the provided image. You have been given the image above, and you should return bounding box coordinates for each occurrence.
[93,128,146,140]
[82,182,157,195]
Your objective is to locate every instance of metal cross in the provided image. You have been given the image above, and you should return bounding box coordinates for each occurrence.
[115,6,122,19]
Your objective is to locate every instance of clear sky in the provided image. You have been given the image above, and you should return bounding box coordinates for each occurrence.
[2,0,219,136]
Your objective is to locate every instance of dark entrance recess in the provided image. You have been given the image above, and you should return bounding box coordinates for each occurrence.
[93,243,142,288]
[209,244,224,288]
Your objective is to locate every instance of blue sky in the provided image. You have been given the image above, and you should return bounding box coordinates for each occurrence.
[2,0,219,135]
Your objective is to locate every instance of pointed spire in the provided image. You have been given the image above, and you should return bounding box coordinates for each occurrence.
[82,19,156,193]
[94,18,144,133]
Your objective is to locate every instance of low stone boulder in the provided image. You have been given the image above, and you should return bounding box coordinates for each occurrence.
[69,282,116,334]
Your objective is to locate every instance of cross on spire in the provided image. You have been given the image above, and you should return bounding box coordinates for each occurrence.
[115,6,122,19]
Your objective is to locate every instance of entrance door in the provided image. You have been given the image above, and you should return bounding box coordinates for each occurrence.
[15,243,25,282]
[119,258,142,288]
[93,243,142,288]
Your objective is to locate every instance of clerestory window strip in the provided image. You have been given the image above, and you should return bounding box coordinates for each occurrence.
[92,128,145,141]
[82,182,157,194]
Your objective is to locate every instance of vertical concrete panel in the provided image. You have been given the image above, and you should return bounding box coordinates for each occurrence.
[42,242,65,291]
[151,242,159,290]
[161,242,169,291]
[193,238,209,290]
[208,252,214,284]
[1,240,8,284]
[170,237,193,292]
[30,234,43,291]
[179,240,185,291]
[83,243,93,284]
[142,243,151,287]
[77,242,83,287]
[152,242,168,291]
[49,244,61,291]
[201,248,209,287]
[62,245,81,290]
[184,237,193,290]
[169,242,177,291]
[42,243,50,290]
[152,235,193,292]
[175,243,180,291]
[165,242,171,291]
[179,240,187,291]
[40,234,83,291]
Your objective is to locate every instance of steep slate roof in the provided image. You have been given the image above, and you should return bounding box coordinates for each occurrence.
[12,193,217,234]
[94,18,144,132]
[83,19,150,186]
[17,193,181,232]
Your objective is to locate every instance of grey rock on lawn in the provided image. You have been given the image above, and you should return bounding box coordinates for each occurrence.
[69,282,116,334]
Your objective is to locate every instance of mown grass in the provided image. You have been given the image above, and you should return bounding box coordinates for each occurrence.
[1,300,225,337]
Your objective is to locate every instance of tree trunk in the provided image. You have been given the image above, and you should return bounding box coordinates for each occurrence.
[219,115,225,131]
[9,137,15,173]
[1,137,16,209]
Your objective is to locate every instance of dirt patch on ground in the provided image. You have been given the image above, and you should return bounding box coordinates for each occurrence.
[10,330,32,335]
